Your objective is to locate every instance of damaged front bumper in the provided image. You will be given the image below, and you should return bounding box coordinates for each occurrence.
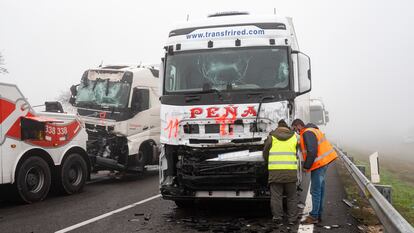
[161,159,270,201]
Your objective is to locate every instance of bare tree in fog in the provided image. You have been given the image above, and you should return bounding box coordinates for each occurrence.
[0,52,8,74]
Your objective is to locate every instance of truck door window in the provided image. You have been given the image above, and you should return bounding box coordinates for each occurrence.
[166,66,177,91]
[131,88,150,113]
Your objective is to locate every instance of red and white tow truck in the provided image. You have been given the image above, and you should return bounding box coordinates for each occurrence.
[0,82,89,203]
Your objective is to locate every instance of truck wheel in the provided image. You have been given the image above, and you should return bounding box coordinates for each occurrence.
[136,147,150,171]
[16,156,51,203]
[59,153,88,194]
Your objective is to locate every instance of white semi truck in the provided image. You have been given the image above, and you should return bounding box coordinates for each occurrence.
[159,12,312,205]
[310,98,329,126]
[0,82,89,203]
[70,65,161,173]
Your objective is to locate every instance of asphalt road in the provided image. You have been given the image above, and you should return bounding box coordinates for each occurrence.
[0,162,359,233]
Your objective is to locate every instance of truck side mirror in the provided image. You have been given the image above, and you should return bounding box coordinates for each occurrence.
[292,51,311,95]
[69,84,78,106]
[131,88,150,113]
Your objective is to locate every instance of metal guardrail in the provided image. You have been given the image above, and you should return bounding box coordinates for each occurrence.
[335,146,414,233]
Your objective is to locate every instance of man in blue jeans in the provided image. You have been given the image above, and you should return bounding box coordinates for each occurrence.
[291,119,337,224]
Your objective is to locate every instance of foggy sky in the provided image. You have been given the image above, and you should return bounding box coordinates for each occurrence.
[1,0,413,158]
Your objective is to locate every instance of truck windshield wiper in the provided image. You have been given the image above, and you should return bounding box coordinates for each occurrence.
[76,100,97,108]
[198,88,222,96]
[185,88,223,102]
[252,95,275,138]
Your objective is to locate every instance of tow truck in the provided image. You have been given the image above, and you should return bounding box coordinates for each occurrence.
[0,82,89,203]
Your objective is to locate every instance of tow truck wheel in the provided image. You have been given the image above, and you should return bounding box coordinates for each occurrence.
[59,153,88,194]
[16,156,51,203]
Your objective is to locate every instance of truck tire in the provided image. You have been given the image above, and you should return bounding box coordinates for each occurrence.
[16,156,51,203]
[58,153,88,194]
[136,147,150,171]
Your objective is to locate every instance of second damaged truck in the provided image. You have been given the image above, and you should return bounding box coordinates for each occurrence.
[70,65,160,173]
[159,12,312,205]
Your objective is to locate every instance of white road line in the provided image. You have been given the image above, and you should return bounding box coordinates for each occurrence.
[298,185,314,233]
[55,194,161,233]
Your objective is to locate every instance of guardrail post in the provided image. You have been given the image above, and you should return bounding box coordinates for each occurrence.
[356,165,366,176]
[370,152,380,183]
[375,184,393,204]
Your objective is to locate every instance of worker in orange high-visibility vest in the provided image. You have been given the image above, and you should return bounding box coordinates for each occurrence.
[291,119,337,224]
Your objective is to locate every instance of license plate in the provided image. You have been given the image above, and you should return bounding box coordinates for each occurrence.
[195,191,254,198]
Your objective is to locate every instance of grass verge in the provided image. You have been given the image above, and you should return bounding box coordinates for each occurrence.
[373,163,414,225]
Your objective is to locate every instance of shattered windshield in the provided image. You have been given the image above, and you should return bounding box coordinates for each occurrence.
[75,79,131,108]
[165,47,289,93]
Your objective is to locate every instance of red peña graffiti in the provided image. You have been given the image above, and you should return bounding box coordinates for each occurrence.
[189,105,256,119]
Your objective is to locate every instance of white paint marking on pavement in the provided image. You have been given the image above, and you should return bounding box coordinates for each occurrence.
[298,185,314,233]
[55,194,161,233]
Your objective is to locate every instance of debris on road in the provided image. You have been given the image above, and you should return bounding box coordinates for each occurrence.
[128,218,140,222]
[144,213,151,221]
[342,198,355,208]
[161,215,301,233]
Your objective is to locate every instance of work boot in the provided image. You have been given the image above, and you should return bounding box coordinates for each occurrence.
[300,215,319,224]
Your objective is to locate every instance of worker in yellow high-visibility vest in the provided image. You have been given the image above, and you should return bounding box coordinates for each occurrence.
[263,119,298,225]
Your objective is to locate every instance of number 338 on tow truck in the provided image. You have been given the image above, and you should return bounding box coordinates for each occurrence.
[0,82,89,203]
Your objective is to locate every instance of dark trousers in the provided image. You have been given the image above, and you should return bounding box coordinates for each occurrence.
[270,182,298,221]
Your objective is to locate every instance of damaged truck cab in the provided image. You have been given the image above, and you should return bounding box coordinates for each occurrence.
[159,12,312,204]
[70,65,160,173]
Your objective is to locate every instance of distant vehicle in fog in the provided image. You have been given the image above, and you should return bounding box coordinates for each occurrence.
[310,98,329,126]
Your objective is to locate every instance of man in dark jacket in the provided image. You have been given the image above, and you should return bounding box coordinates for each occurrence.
[263,120,298,225]
[291,119,337,224]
